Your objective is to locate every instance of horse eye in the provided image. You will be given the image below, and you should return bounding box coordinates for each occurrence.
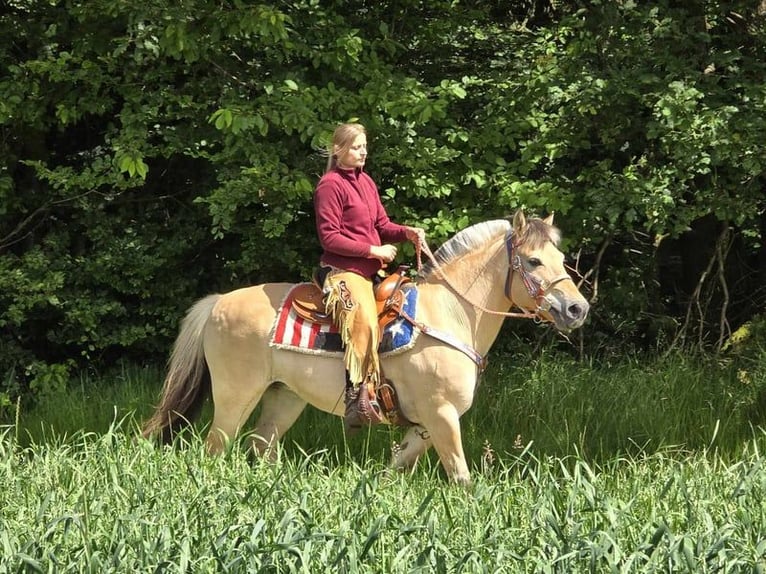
[528,257,543,267]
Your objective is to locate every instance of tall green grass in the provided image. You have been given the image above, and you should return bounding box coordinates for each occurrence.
[6,349,766,464]
[467,348,766,461]
[2,351,765,571]
[1,423,764,572]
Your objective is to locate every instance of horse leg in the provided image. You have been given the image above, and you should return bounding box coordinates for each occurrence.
[421,404,471,485]
[250,383,307,461]
[391,425,432,473]
[206,379,268,455]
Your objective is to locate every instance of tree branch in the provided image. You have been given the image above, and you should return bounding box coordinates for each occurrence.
[670,224,732,352]
[715,223,732,352]
[577,234,611,303]
[0,205,49,252]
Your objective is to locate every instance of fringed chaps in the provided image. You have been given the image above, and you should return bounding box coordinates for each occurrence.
[323,270,380,386]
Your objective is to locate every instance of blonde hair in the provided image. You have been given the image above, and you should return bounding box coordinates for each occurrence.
[325,123,366,172]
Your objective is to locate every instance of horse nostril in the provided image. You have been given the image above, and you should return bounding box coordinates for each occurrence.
[568,303,584,319]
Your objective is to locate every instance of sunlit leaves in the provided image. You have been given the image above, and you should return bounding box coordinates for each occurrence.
[116,152,148,180]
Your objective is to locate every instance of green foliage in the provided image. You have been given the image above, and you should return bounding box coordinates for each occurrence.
[723,313,766,358]
[1,1,765,402]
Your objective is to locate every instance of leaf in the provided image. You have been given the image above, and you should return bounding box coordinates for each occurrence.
[118,154,133,173]
[210,109,233,130]
[135,158,148,179]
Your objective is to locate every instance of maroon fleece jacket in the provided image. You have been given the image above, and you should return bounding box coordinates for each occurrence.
[314,167,409,278]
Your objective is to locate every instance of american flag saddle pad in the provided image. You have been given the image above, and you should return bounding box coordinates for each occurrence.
[269,283,419,357]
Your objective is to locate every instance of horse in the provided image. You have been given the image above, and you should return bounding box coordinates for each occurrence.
[141,210,589,484]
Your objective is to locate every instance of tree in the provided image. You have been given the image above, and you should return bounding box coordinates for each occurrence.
[1,0,764,404]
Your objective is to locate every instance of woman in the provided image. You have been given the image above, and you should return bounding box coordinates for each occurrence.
[314,122,425,431]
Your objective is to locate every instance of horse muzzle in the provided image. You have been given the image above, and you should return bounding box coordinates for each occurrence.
[543,292,590,331]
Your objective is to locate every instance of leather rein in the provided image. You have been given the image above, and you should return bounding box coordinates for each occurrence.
[393,228,573,372]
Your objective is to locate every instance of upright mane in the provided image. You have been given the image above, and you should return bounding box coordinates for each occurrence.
[418,220,511,282]
[417,216,562,282]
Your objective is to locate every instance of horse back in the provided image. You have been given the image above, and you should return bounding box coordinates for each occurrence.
[209,282,294,336]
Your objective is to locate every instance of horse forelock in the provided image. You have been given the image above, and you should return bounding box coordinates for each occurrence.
[517,218,561,250]
[418,220,511,281]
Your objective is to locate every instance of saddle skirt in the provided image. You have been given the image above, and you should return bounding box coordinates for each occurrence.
[269,282,419,357]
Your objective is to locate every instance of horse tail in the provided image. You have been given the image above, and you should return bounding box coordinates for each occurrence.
[141,294,220,443]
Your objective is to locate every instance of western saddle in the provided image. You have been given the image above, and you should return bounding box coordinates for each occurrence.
[290,266,412,334]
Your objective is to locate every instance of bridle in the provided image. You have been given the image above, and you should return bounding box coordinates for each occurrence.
[417,227,573,322]
[503,229,573,319]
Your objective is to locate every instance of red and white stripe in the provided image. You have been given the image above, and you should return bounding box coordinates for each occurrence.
[273,295,338,349]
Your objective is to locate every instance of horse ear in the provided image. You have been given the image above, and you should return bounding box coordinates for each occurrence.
[543,212,555,226]
[512,210,527,234]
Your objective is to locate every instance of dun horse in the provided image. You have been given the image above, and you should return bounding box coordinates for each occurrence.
[142,211,589,484]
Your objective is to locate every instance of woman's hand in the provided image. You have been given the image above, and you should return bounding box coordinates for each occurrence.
[369,244,397,263]
[405,227,426,245]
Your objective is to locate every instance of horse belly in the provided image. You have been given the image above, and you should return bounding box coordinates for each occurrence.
[382,346,479,421]
[271,350,346,416]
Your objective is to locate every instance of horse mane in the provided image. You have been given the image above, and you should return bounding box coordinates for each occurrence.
[418,220,510,282]
[417,217,561,282]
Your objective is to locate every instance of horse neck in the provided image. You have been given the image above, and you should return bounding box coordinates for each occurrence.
[419,235,511,355]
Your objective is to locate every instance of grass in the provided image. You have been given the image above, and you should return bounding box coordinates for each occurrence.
[6,349,766,464]
[1,350,765,571]
[1,423,765,572]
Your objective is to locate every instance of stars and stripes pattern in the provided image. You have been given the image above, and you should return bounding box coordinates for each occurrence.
[269,283,418,357]
[270,287,343,353]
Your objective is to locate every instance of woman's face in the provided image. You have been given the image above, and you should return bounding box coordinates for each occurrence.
[335,133,367,169]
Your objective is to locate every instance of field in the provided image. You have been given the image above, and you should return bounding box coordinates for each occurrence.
[2,349,765,572]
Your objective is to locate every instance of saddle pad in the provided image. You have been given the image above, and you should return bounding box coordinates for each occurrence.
[269,283,419,357]
[379,284,418,355]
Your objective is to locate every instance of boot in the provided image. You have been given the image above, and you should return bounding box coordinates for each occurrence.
[344,379,364,434]
[343,373,383,434]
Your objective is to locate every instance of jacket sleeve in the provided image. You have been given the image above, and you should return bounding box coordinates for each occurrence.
[314,178,371,258]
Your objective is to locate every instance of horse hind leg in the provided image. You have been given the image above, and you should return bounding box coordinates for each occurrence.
[206,375,270,455]
[250,383,307,461]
